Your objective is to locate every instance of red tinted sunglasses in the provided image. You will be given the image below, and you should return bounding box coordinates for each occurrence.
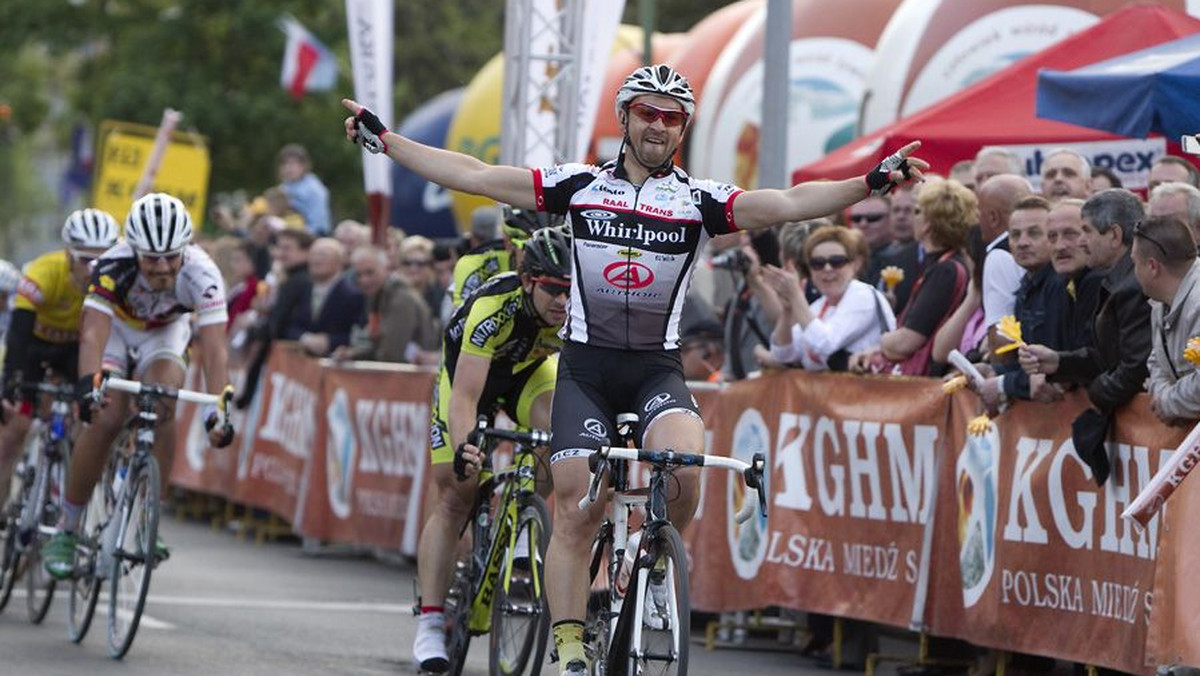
[533,276,571,297]
[628,102,688,128]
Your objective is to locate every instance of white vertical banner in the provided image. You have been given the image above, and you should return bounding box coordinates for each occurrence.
[522,0,563,169]
[574,0,625,161]
[345,0,394,196]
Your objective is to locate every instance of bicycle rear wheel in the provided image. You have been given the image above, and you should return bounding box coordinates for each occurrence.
[107,455,160,659]
[68,465,114,643]
[585,522,615,676]
[489,494,551,676]
[620,524,689,676]
[25,443,64,624]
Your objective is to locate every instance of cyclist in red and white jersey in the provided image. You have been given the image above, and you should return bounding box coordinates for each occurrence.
[343,64,926,675]
[43,192,236,578]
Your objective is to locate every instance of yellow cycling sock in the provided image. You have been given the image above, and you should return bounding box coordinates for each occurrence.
[552,619,587,669]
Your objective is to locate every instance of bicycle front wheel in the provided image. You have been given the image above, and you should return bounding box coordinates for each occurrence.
[68,464,114,643]
[25,445,64,624]
[489,494,551,676]
[107,455,160,659]
[0,510,21,613]
[619,524,689,676]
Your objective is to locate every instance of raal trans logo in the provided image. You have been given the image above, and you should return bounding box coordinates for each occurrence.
[957,422,1000,608]
[727,408,770,580]
[603,261,654,289]
[325,388,356,519]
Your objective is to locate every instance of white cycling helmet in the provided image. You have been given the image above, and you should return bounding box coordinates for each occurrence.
[614,64,696,119]
[62,208,120,250]
[0,260,19,294]
[124,192,193,255]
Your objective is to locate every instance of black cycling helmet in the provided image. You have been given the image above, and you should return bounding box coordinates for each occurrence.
[520,225,572,280]
[503,206,566,247]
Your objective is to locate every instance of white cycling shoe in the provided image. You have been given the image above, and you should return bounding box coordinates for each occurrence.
[413,614,449,674]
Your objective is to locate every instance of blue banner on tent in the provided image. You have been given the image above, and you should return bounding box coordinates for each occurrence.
[390,88,464,240]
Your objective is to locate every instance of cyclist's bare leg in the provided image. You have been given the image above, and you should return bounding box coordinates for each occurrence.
[642,410,704,531]
[140,358,185,494]
[0,413,32,509]
[545,457,607,623]
[65,390,129,510]
[416,461,479,607]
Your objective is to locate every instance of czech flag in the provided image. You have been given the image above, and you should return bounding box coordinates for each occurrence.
[279,15,339,100]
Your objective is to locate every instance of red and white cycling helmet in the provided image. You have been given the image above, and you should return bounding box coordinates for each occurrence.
[614,64,696,119]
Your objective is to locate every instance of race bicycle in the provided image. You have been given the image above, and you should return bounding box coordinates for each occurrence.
[578,413,767,676]
[439,416,553,676]
[65,373,233,659]
[0,378,77,624]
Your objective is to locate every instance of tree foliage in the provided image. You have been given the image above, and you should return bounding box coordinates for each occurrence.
[0,0,730,231]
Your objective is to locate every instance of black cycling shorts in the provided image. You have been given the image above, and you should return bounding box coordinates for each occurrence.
[549,342,700,464]
[13,338,78,397]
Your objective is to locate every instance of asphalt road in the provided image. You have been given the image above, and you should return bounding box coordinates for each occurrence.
[0,514,868,675]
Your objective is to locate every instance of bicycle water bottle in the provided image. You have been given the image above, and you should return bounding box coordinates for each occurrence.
[112,465,128,498]
[615,531,642,596]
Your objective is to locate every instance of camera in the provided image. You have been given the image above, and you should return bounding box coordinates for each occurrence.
[711,249,751,274]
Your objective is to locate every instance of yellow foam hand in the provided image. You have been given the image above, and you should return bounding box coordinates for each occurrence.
[942,375,967,395]
[994,315,1025,355]
[880,265,904,291]
[967,414,993,437]
[1185,336,1200,367]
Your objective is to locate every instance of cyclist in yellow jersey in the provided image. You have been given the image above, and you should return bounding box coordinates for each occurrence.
[413,226,571,673]
[0,209,120,509]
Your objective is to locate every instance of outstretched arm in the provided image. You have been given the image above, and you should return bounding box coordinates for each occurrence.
[343,99,537,210]
[732,142,927,231]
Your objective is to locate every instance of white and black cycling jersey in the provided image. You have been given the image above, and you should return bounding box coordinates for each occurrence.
[532,160,741,350]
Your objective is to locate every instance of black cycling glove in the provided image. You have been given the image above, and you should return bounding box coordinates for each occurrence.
[204,409,235,448]
[865,151,912,196]
[75,373,100,424]
[353,107,390,155]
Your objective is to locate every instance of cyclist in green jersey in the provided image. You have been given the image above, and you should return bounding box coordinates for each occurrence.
[414,226,572,673]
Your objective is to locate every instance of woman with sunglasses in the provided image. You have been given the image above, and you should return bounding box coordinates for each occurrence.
[764,225,895,371]
[852,179,974,376]
[0,209,119,508]
[342,63,927,676]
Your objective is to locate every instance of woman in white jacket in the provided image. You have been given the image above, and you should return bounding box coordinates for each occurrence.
[765,225,895,371]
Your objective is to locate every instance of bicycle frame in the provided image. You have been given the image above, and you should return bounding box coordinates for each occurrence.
[467,429,545,635]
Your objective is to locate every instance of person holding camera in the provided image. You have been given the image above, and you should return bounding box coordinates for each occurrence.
[764,225,895,371]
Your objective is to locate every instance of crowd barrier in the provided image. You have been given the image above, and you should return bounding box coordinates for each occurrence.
[171,344,1198,673]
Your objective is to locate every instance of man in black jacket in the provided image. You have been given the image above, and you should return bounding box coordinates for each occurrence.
[1019,189,1150,484]
[237,228,314,408]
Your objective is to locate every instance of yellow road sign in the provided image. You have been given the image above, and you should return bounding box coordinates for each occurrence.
[92,120,210,228]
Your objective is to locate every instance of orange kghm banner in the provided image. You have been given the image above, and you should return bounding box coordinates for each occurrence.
[232,344,325,521]
[1146,451,1200,668]
[686,372,948,629]
[171,353,246,497]
[295,365,435,555]
[930,391,1185,674]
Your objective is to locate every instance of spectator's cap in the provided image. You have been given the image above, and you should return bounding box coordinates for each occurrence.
[680,316,723,347]
[261,215,287,232]
[470,206,500,241]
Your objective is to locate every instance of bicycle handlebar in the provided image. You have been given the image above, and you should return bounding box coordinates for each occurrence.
[100,375,235,426]
[577,447,768,524]
[471,415,551,449]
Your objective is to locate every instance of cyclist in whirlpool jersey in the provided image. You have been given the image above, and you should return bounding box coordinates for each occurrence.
[42,193,237,579]
[343,63,927,675]
[412,226,571,673]
[0,209,120,510]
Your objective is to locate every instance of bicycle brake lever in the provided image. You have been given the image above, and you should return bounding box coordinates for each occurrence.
[578,456,607,511]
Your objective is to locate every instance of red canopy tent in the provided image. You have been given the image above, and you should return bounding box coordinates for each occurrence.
[793,4,1200,185]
